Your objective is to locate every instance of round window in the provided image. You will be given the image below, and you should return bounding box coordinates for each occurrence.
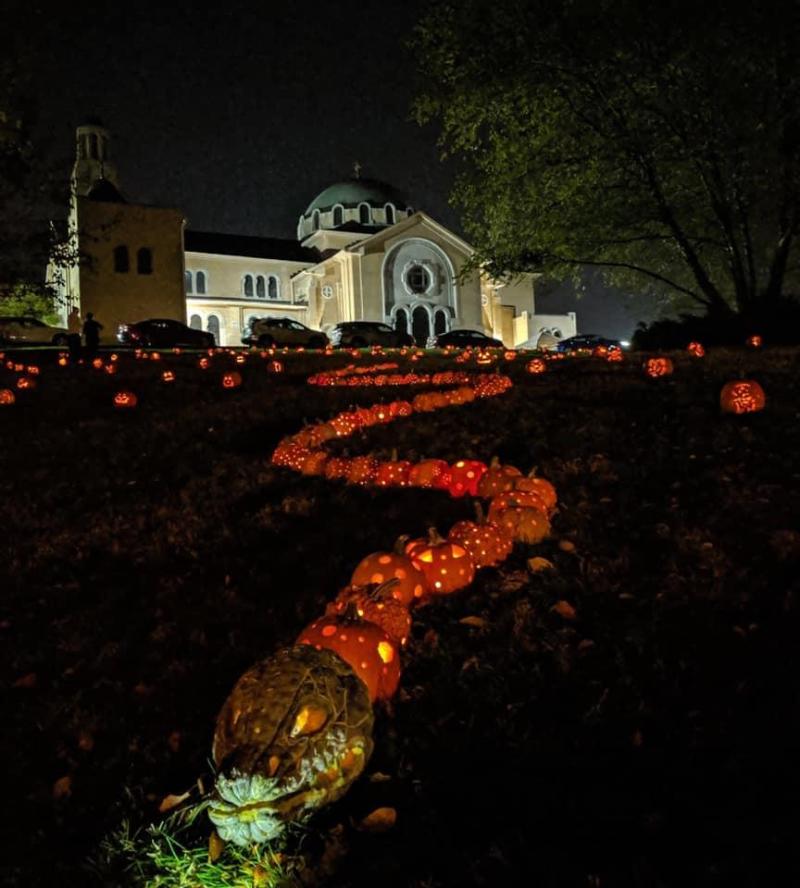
[406,264,430,295]
[322,285,334,300]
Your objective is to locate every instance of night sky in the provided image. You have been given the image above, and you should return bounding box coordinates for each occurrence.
[18,0,657,337]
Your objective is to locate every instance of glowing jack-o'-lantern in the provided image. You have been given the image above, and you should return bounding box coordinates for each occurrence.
[746,335,763,349]
[210,645,374,846]
[326,581,412,646]
[198,357,210,370]
[0,389,16,406]
[323,456,352,481]
[346,456,379,486]
[57,356,68,367]
[350,543,428,606]
[297,607,401,702]
[476,456,522,498]
[720,380,766,415]
[151,352,161,362]
[268,360,284,374]
[449,504,513,568]
[113,390,138,409]
[475,350,494,365]
[526,358,547,375]
[405,528,476,595]
[222,371,243,389]
[92,358,103,369]
[16,376,36,390]
[375,451,413,487]
[446,459,488,498]
[503,350,517,361]
[408,458,451,490]
[607,348,624,363]
[235,354,246,365]
[161,370,176,383]
[26,365,40,376]
[300,450,328,476]
[644,357,674,378]
[491,505,550,544]
[687,341,705,358]
[104,363,117,375]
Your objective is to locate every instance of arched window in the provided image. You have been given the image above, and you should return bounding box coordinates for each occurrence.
[384,204,395,225]
[312,210,321,231]
[184,271,193,293]
[189,314,202,330]
[394,308,408,336]
[256,275,266,298]
[113,245,129,273]
[359,203,371,225]
[434,309,448,336]
[268,276,279,300]
[207,315,220,343]
[195,271,206,294]
[333,205,344,227]
[89,133,99,160]
[243,274,254,297]
[407,207,414,217]
[137,247,153,275]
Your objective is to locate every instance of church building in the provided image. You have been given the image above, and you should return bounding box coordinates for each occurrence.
[51,122,576,347]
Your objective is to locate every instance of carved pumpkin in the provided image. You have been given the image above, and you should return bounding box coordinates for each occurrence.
[210,645,373,846]
[104,363,117,375]
[644,357,674,378]
[488,489,549,523]
[198,357,210,370]
[113,390,137,409]
[405,528,476,595]
[15,376,36,390]
[503,350,517,361]
[449,504,513,568]
[323,456,352,481]
[297,608,401,702]
[492,505,550,544]
[476,456,522,497]
[268,360,284,373]
[720,380,766,414]
[746,335,763,348]
[235,354,246,365]
[607,348,624,363]
[526,358,547,375]
[593,345,609,358]
[475,350,494,365]
[408,459,451,489]
[510,473,558,513]
[300,450,328,476]
[271,439,312,470]
[375,451,412,487]
[413,391,449,413]
[446,459,488,498]
[350,544,428,606]
[0,388,16,406]
[687,341,705,357]
[92,357,103,369]
[346,456,379,486]
[161,370,176,383]
[57,356,68,367]
[222,371,243,389]
[326,582,412,646]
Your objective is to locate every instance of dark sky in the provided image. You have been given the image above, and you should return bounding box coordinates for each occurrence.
[16,0,659,338]
[26,0,456,239]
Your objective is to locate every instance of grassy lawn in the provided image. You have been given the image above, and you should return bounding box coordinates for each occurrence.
[2,346,799,887]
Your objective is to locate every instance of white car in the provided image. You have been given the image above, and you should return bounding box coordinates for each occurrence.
[0,316,70,346]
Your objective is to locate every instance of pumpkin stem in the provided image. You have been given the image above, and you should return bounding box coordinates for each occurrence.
[341,600,363,623]
[394,534,412,555]
[390,447,398,462]
[489,455,502,468]
[473,501,486,524]
[369,578,401,601]
[427,527,446,545]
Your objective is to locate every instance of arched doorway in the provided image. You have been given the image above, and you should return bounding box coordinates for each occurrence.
[207,315,220,345]
[394,307,409,336]
[412,306,430,346]
[434,309,448,337]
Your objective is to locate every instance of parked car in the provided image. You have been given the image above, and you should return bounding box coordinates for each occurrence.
[117,318,215,348]
[0,316,70,346]
[555,334,625,353]
[433,329,504,349]
[328,321,413,348]
[242,317,328,348]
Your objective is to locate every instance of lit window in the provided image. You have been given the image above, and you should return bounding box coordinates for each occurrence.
[113,245,129,273]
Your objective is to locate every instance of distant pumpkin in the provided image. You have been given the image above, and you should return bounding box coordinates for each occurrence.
[113,390,137,409]
[644,357,674,378]
[687,341,705,358]
[222,371,242,389]
[720,380,766,415]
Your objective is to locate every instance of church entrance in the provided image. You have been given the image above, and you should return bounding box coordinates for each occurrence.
[411,306,430,346]
[394,307,409,337]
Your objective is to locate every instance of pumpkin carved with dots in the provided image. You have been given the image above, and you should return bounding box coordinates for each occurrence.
[405,528,476,595]
[476,456,522,498]
[449,504,513,568]
[326,581,412,646]
[209,645,373,847]
[350,542,428,606]
[297,606,401,702]
[510,472,558,514]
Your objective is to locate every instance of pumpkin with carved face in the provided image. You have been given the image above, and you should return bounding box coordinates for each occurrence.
[720,380,766,414]
[210,645,373,847]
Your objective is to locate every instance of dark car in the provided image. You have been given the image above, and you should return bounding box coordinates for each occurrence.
[555,334,624,353]
[117,318,215,348]
[242,317,328,348]
[328,321,413,348]
[434,329,504,349]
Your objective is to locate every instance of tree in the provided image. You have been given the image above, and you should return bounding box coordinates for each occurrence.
[412,0,800,315]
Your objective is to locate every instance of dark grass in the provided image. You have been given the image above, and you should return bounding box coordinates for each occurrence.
[1,347,800,887]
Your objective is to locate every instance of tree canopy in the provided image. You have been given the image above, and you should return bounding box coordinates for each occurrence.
[413,0,800,314]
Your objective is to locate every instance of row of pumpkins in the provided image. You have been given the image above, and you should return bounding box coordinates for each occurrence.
[208,368,555,848]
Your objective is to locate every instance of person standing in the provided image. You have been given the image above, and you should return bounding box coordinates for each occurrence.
[67,306,82,358]
[82,312,103,356]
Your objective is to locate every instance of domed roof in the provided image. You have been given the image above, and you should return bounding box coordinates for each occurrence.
[87,177,125,203]
[303,177,409,216]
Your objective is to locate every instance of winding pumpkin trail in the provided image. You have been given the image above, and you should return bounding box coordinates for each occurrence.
[207,357,558,849]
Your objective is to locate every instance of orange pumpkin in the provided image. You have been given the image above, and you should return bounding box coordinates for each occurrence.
[15,376,36,390]
[300,450,328,476]
[375,451,412,487]
[607,349,624,363]
[526,358,547,375]
[271,439,312,470]
[408,458,451,489]
[687,341,705,358]
[350,545,428,607]
[267,360,284,373]
[492,506,550,544]
[720,380,766,415]
[326,582,412,646]
[644,357,674,378]
[0,388,16,406]
[346,456,379,486]
[746,335,763,348]
[476,456,522,498]
[322,456,352,481]
[222,371,243,389]
[413,391,449,413]
[113,390,138,409]
[488,489,549,523]
[198,357,210,370]
[510,473,558,513]
[161,370,176,383]
[446,459,488,498]
[448,505,513,568]
[405,528,476,595]
[297,607,401,702]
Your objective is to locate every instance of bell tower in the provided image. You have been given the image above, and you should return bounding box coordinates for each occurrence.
[71,118,119,196]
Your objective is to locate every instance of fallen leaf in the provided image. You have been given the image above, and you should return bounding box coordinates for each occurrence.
[459,615,487,628]
[527,556,555,573]
[551,600,577,620]
[13,672,37,689]
[208,829,225,863]
[369,772,392,783]
[52,775,72,800]
[158,791,190,813]
[558,540,576,553]
[358,807,397,832]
